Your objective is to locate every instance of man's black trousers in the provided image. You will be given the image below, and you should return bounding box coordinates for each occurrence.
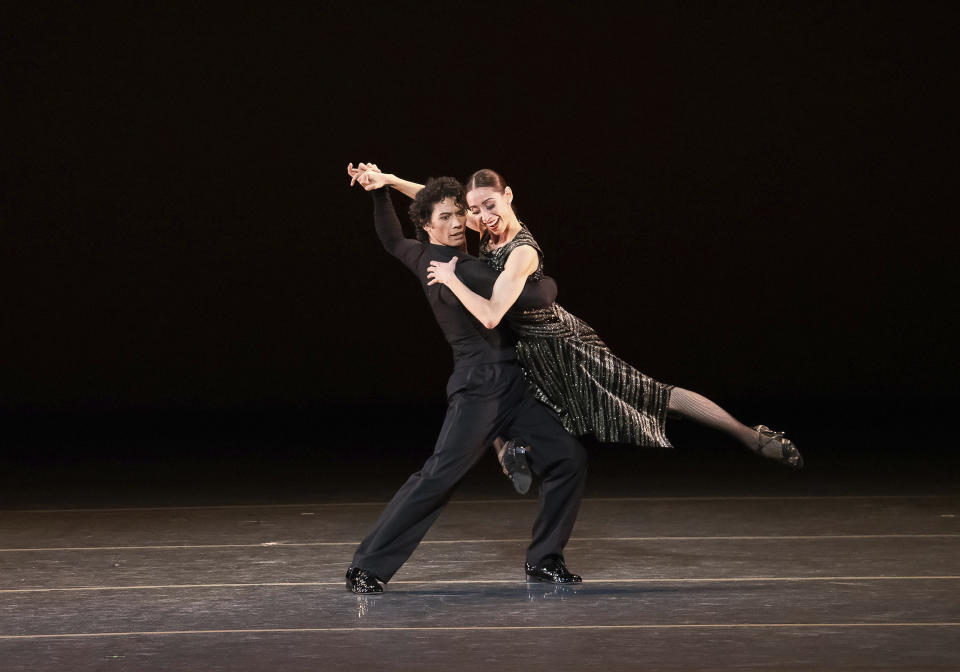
[351,360,588,582]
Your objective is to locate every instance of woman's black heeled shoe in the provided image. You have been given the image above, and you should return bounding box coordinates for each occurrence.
[500,439,533,494]
[752,424,804,469]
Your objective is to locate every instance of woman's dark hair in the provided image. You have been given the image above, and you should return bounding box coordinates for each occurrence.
[465,168,507,194]
[465,168,517,218]
[408,177,466,241]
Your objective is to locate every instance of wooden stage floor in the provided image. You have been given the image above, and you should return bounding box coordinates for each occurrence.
[2,487,958,671]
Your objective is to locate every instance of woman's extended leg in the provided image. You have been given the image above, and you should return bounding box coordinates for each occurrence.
[667,387,803,467]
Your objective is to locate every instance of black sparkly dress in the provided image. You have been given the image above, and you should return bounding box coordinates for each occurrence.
[481,225,674,448]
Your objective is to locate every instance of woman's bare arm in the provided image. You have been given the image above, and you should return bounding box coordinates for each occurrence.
[380,173,425,199]
[426,245,539,329]
[348,162,481,232]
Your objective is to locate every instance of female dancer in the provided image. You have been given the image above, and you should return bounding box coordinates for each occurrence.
[348,163,803,477]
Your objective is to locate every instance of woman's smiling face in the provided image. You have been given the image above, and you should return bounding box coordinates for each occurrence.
[466,186,513,237]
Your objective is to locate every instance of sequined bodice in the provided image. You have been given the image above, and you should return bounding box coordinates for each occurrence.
[479,225,544,281]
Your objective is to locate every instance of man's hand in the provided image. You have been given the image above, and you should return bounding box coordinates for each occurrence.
[426,257,458,286]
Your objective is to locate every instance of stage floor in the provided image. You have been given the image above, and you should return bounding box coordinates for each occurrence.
[2,487,959,671]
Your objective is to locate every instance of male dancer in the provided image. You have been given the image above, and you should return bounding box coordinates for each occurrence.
[345,168,587,593]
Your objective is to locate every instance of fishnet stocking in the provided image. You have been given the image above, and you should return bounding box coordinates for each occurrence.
[667,387,769,455]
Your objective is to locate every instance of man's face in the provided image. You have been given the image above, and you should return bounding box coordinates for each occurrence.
[424,197,467,247]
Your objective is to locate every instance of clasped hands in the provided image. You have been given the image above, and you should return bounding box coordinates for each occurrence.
[346,162,386,190]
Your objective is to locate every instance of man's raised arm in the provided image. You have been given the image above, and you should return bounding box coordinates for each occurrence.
[371,188,421,272]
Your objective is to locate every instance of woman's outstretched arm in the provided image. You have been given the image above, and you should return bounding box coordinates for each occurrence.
[426,245,540,329]
[347,162,482,232]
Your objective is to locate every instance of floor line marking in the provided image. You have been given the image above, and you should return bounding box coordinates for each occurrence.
[3,622,959,640]
[5,494,957,514]
[3,576,959,594]
[2,534,958,553]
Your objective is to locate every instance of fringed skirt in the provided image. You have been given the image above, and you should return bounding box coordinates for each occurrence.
[510,303,673,448]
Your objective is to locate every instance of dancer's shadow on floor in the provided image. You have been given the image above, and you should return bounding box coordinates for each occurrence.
[387,582,762,600]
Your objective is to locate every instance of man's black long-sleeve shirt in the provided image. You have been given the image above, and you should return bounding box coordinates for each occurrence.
[372,188,556,369]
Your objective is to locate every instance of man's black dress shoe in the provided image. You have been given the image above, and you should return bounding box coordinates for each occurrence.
[346,566,383,594]
[525,556,582,584]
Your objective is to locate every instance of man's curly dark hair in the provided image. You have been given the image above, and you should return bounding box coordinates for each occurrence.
[408,177,466,242]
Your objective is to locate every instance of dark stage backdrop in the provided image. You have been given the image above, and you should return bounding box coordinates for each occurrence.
[2,3,957,450]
